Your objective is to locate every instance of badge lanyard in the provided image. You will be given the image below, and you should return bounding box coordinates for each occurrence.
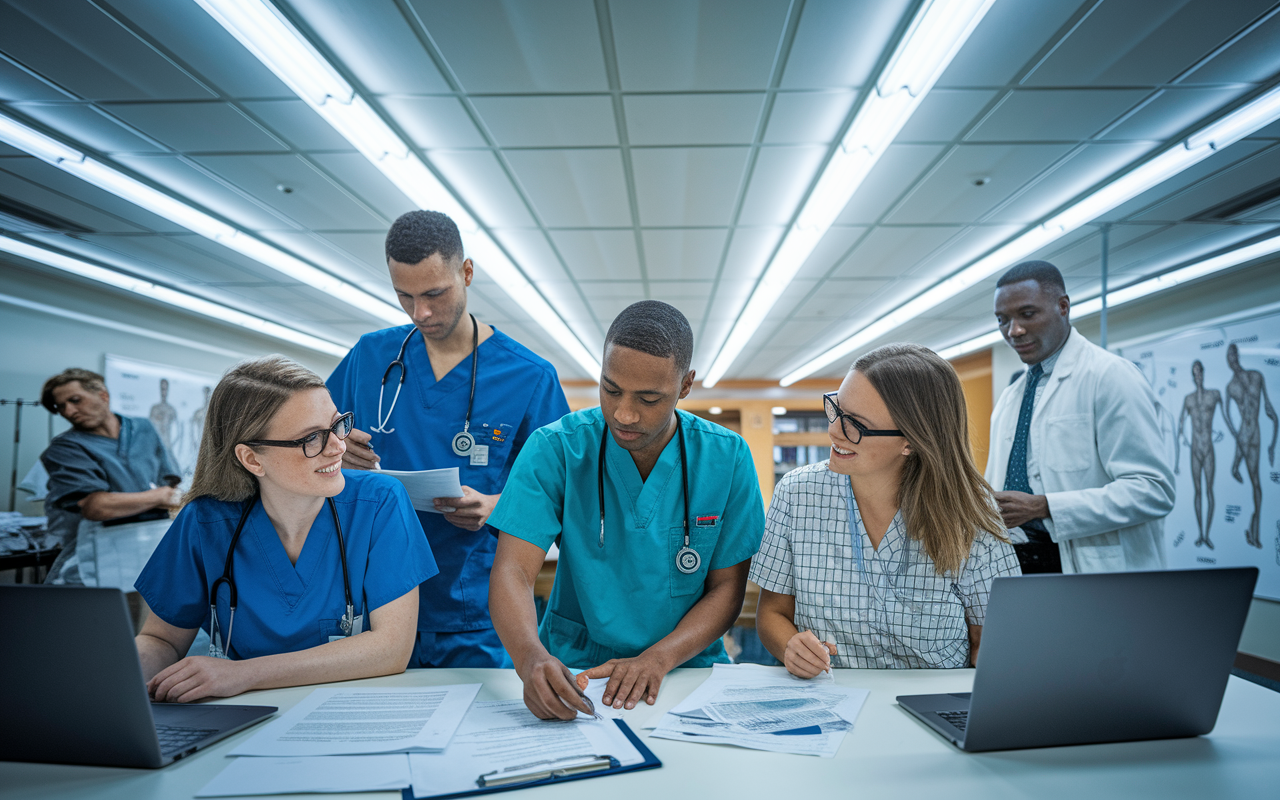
[842,481,909,608]
[450,314,480,457]
[208,495,360,660]
[597,413,701,574]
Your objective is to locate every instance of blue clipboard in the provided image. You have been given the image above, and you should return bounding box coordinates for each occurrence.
[400,719,661,800]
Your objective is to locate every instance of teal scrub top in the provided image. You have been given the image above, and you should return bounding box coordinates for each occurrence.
[488,408,765,669]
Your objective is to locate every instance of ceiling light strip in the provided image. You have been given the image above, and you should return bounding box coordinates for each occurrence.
[193,0,602,379]
[780,82,1280,385]
[701,0,997,388]
[934,232,1280,361]
[0,235,350,358]
[0,112,404,325]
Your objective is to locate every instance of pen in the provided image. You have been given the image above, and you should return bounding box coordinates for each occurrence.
[576,687,603,720]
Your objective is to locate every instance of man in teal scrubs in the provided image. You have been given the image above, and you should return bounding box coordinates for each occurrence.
[489,301,765,720]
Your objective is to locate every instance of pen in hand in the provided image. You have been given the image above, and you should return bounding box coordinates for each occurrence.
[576,686,603,720]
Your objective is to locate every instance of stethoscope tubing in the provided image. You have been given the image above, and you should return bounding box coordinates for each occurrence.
[597,412,691,552]
[372,316,480,437]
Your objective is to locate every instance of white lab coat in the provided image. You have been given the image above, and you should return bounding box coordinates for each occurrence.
[985,328,1175,573]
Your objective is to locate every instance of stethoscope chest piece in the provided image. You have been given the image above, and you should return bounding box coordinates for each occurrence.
[451,430,475,456]
[676,544,701,574]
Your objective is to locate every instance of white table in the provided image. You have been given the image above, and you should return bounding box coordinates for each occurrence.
[2,668,1278,799]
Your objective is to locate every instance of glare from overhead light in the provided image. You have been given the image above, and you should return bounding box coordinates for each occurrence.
[702,0,996,388]
[932,232,1280,362]
[771,407,787,416]
[0,235,350,357]
[0,110,403,324]
[779,81,1280,386]
[194,0,601,379]
[709,406,723,415]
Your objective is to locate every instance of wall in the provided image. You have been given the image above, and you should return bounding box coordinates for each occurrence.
[0,261,343,514]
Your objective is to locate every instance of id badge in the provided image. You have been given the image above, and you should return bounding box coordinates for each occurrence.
[329,614,364,643]
[470,444,489,466]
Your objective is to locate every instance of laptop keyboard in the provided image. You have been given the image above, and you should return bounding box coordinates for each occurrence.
[156,725,218,756]
[937,710,969,732]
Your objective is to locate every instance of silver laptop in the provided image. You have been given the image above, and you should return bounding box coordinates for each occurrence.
[898,567,1258,752]
[0,585,276,768]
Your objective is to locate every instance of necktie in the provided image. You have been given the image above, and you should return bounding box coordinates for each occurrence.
[1004,363,1049,542]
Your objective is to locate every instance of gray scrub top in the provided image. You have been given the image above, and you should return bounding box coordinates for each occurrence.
[40,414,181,544]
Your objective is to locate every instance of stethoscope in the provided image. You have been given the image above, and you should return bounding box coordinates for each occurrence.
[371,315,480,460]
[597,412,701,575]
[207,495,359,660]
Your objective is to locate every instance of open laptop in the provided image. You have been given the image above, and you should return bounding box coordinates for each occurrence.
[898,567,1258,752]
[0,585,276,768]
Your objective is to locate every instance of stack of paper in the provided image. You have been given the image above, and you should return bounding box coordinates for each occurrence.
[648,664,868,758]
[198,684,480,797]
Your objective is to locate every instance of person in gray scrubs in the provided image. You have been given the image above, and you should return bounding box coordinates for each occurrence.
[39,368,181,584]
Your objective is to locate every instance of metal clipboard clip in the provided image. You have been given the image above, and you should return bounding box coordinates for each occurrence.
[477,754,619,788]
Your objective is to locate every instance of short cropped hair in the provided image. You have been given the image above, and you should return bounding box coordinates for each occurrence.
[385,210,464,265]
[41,368,107,413]
[604,301,694,374]
[996,260,1066,296]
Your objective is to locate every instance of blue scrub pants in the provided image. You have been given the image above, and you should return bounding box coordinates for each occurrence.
[413,628,512,669]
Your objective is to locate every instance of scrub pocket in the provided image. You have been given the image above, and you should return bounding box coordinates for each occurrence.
[669,525,718,597]
[881,586,968,669]
[318,618,346,643]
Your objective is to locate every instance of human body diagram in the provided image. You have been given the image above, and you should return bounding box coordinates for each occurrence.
[1176,360,1222,549]
[1224,344,1278,549]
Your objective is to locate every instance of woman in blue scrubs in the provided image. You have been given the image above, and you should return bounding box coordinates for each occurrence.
[134,356,437,703]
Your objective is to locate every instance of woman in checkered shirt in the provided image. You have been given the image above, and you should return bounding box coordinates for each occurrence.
[751,344,1020,675]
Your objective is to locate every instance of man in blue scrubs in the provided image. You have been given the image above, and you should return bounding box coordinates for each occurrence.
[39,368,181,585]
[328,210,569,668]
[489,301,765,720]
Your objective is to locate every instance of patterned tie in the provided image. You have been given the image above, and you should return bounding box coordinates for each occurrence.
[1004,362,1049,542]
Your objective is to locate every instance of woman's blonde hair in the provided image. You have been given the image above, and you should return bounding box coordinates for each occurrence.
[186,355,328,504]
[852,343,1005,574]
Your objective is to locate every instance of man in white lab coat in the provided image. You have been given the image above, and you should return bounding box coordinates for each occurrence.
[984,261,1175,574]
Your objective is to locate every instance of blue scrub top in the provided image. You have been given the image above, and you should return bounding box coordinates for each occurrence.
[327,324,569,633]
[487,408,765,669]
[41,414,181,543]
[134,471,438,661]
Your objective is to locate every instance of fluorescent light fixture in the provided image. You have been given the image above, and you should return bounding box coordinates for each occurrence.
[0,235,350,358]
[702,0,996,388]
[0,110,403,325]
[709,407,723,415]
[194,0,602,379]
[934,232,1280,361]
[780,81,1280,386]
[771,407,788,416]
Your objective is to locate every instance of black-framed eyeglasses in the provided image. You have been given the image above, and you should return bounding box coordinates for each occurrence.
[822,393,903,444]
[242,412,354,458]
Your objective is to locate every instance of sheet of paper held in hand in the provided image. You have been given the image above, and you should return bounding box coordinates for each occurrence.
[196,755,412,797]
[649,664,868,758]
[230,684,481,757]
[407,700,645,799]
[375,468,464,513]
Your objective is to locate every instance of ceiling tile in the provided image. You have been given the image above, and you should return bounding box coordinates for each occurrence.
[897,90,1000,143]
[1102,85,1256,143]
[1023,0,1278,87]
[379,96,487,149]
[409,0,607,92]
[612,0,790,91]
[737,145,827,226]
[8,102,165,154]
[984,142,1157,225]
[549,229,642,281]
[0,1,214,101]
[721,226,785,283]
[69,233,273,285]
[257,230,393,292]
[625,94,764,146]
[792,277,891,320]
[490,228,571,283]
[0,55,71,101]
[1132,144,1280,222]
[0,157,182,233]
[650,280,715,299]
[795,225,869,280]
[503,149,631,227]
[287,0,450,94]
[885,143,1075,225]
[833,226,967,281]
[642,228,729,280]
[1101,139,1276,222]
[1182,7,1280,84]
[834,144,946,225]
[899,223,1025,281]
[631,147,749,226]
[240,100,354,152]
[575,280,646,299]
[428,150,535,227]
[966,90,1152,143]
[471,95,616,147]
[780,0,913,90]
[191,154,387,230]
[763,90,855,144]
[106,102,287,153]
[938,0,1088,88]
[111,153,297,232]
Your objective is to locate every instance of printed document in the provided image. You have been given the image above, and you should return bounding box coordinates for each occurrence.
[376,467,464,513]
[407,700,644,799]
[197,755,411,796]
[230,684,481,757]
[649,664,868,758]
